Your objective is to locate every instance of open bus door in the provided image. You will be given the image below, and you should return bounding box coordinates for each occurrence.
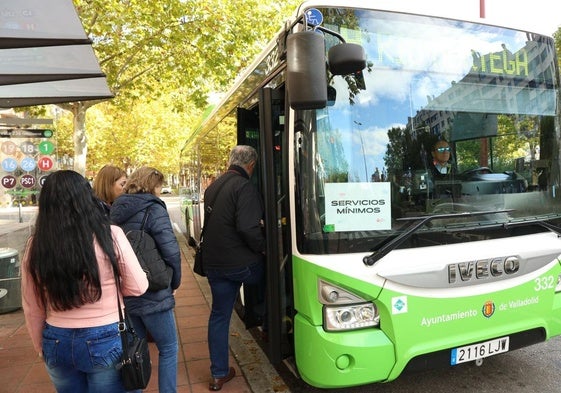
[236,85,293,365]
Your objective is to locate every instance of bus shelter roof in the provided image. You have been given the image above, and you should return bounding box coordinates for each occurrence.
[0,77,113,108]
[0,0,113,107]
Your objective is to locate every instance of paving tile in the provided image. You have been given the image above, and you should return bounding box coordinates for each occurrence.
[0,246,256,392]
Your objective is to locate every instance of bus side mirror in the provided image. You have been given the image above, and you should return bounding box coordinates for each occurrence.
[286,31,328,110]
[328,43,366,75]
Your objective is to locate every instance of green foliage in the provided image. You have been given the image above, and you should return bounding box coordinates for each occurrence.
[53,109,75,161]
[86,97,195,177]
[67,0,300,177]
[455,115,540,173]
[74,0,300,108]
[383,126,406,180]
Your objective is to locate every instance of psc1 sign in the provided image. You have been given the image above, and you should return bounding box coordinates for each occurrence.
[20,174,36,188]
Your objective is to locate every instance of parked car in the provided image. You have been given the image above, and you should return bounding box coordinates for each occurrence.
[161,186,172,194]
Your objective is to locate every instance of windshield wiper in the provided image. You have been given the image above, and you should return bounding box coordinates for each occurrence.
[363,209,514,266]
[502,216,561,236]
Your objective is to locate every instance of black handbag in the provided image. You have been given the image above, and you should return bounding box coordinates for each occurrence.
[126,207,173,291]
[113,270,152,390]
[193,244,205,276]
[193,174,235,277]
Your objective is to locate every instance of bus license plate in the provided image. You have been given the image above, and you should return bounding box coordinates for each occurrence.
[450,336,509,365]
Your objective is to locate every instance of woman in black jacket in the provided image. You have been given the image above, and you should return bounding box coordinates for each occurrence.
[110,167,181,393]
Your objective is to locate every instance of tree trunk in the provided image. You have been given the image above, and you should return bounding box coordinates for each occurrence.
[72,103,88,177]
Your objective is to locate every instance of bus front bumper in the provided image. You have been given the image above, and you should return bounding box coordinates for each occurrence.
[293,313,395,388]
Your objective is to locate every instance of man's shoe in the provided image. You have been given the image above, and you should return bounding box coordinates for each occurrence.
[209,367,235,391]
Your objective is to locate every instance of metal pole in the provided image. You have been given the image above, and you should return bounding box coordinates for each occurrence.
[359,131,368,181]
[354,121,369,181]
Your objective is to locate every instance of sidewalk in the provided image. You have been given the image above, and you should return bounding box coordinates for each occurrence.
[0,226,288,393]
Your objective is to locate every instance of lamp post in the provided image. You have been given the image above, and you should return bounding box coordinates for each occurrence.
[354,121,369,181]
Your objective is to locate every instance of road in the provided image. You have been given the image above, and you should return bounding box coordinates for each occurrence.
[164,194,561,393]
[277,339,561,393]
[163,195,187,234]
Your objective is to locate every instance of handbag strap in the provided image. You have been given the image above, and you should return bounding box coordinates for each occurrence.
[132,207,151,243]
[139,207,150,231]
[112,264,132,354]
[200,173,236,240]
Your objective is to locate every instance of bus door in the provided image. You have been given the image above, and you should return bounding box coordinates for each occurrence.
[237,84,293,364]
[236,106,265,330]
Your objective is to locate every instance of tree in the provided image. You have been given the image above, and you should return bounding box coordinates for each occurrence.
[87,96,195,179]
[63,0,300,176]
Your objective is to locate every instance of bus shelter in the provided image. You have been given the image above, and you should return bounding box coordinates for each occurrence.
[0,0,113,107]
[0,0,112,313]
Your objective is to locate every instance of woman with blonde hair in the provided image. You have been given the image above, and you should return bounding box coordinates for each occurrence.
[93,165,127,215]
[110,166,181,393]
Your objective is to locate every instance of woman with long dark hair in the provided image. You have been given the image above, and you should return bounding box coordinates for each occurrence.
[21,170,148,393]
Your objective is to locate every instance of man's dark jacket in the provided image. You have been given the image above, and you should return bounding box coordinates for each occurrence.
[110,193,181,315]
[202,165,265,269]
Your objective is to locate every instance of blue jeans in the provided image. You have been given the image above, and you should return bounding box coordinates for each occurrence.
[129,309,178,393]
[206,262,264,378]
[42,322,127,393]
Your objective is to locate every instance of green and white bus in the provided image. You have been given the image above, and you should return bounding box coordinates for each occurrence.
[179,0,561,388]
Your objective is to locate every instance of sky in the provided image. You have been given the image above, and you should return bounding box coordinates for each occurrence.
[392,0,560,36]
[323,0,560,180]
[475,0,560,35]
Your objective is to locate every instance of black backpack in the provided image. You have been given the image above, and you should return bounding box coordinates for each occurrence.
[126,208,172,291]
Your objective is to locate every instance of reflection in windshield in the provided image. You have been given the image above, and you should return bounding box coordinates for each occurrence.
[295,8,560,254]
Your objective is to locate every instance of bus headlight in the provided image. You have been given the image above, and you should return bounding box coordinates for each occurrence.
[318,279,379,331]
[324,303,379,331]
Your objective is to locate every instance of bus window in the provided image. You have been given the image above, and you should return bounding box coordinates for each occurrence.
[295,8,560,254]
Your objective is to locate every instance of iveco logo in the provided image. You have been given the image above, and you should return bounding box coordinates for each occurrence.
[448,256,520,283]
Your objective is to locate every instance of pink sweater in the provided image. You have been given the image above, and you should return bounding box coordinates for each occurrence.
[21,225,149,353]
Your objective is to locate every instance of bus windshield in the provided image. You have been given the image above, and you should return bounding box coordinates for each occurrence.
[295,8,560,254]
